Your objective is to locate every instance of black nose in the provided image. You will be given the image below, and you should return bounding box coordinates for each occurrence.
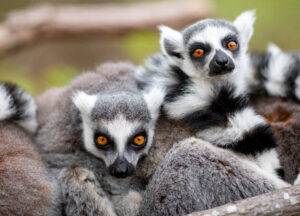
[209,50,235,76]
[109,158,134,178]
[215,54,228,66]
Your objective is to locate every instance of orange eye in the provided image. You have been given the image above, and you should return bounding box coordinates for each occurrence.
[193,49,204,57]
[133,136,145,146]
[97,136,108,146]
[227,41,237,50]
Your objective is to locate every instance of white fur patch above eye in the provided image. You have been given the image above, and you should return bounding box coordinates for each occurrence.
[72,91,97,116]
[104,116,141,153]
[190,27,232,47]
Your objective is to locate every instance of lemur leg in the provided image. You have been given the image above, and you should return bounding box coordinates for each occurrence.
[59,167,117,216]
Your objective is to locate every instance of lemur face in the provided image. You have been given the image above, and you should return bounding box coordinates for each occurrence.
[159,10,256,79]
[183,22,238,77]
[73,89,164,178]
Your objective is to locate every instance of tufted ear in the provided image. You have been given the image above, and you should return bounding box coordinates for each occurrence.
[143,87,166,122]
[234,10,256,48]
[159,25,184,64]
[267,43,282,55]
[72,91,97,117]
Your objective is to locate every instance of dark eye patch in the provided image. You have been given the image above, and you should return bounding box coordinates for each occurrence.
[189,42,211,65]
[221,34,240,55]
[94,130,115,151]
[127,129,148,151]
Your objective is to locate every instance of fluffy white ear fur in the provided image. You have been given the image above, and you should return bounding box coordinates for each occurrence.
[143,87,166,121]
[234,10,256,47]
[159,25,184,64]
[267,43,282,55]
[72,91,97,116]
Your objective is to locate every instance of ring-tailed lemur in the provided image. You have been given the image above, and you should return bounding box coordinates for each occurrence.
[136,10,292,188]
[35,62,164,216]
[249,43,300,100]
[0,82,59,216]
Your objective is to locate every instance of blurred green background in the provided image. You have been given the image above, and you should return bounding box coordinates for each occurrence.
[0,0,300,95]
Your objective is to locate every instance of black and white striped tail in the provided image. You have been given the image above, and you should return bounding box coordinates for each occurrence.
[249,43,300,100]
[179,83,284,181]
[0,82,37,133]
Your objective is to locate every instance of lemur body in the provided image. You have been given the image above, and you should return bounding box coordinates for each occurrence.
[136,11,290,188]
[0,83,59,216]
[35,62,164,216]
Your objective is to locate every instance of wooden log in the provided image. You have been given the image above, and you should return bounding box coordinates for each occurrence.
[187,184,300,216]
[0,0,213,58]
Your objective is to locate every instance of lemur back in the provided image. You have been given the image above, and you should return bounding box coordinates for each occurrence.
[136,11,292,188]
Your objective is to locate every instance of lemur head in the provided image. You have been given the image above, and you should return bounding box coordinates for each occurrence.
[72,88,164,178]
[159,10,256,78]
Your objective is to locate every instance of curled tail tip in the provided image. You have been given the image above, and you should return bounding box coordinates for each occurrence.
[0,82,37,133]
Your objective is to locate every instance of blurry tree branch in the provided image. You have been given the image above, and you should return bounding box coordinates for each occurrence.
[187,184,300,216]
[0,0,213,58]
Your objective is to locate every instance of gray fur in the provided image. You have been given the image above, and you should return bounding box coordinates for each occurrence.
[139,137,276,216]
[59,167,117,216]
[33,59,292,216]
[92,90,150,122]
[182,19,238,44]
[0,83,60,216]
[35,62,162,215]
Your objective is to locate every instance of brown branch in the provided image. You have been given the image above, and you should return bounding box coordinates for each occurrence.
[0,0,213,58]
[187,184,300,216]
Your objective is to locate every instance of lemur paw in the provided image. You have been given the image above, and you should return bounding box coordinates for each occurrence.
[59,167,96,185]
[59,167,117,216]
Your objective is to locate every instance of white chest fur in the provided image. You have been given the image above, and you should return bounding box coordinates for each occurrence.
[164,78,214,119]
